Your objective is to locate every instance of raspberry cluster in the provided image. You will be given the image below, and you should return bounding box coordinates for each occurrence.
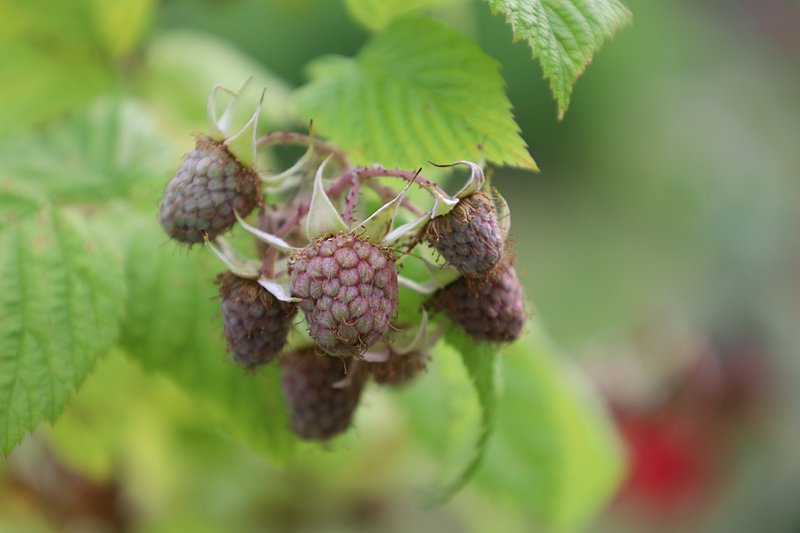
[156,86,529,441]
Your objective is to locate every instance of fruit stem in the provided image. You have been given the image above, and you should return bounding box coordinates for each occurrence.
[353,167,447,197]
[256,131,351,168]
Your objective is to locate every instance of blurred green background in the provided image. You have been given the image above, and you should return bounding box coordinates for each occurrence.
[1,0,799,531]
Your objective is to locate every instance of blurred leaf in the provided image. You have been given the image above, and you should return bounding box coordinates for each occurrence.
[486,0,632,118]
[0,0,114,135]
[0,97,175,204]
[0,197,125,455]
[110,207,297,463]
[143,29,295,132]
[476,325,624,532]
[293,15,537,171]
[89,0,156,57]
[422,325,497,507]
[343,0,456,31]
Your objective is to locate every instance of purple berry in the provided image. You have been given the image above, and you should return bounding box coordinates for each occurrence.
[290,233,398,358]
[280,351,366,441]
[437,262,527,342]
[426,191,503,278]
[159,137,262,244]
[216,272,298,369]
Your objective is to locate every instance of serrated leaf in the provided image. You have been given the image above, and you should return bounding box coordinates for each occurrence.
[344,0,457,31]
[422,325,497,507]
[293,15,537,171]
[114,210,297,462]
[0,0,114,135]
[475,325,624,532]
[0,204,124,455]
[0,98,175,203]
[487,0,632,119]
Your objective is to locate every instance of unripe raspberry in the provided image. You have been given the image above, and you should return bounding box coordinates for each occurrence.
[159,137,262,244]
[290,233,398,358]
[280,351,366,441]
[436,262,526,342]
[216,272,298,369]
[368,350,429,385]
[426,191,503,278]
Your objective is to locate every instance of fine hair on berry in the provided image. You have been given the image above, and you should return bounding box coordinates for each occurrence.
[368,350,430,386]
[425,191,504,278]
[159,136,262,244]
[435,259,527,342]
[216,272,298,369]
[280,350,367,441]
[290,233,399,358]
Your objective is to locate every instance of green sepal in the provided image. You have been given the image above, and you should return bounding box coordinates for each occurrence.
[234,210,302,253]
[397,274,439,295]
[201,232,259,278]
[383,212,430,247]
[354,180,411,243]
[257,276,301,303]
[427,186,459,219]
[261,121,316,187]
[435,160,486,199]
[306,155,348,240]
[492,187,511,242]
[224,87,265,169]
[420,256,462,288]
[206,80,250,141]
[393,309,435,355]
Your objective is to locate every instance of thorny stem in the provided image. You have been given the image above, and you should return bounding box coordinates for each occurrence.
[259,166,439,276]
[343,174,361,224]
[256,131,351,169]
[365,181,425,216]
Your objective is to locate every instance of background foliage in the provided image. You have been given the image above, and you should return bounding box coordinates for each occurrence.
[2,0,800,532]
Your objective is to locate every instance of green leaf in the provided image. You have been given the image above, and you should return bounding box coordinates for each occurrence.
[476,325,624,532]
[293,15,537,171]
[0,199,125,455]
[0,98,175,204]
[487,0,632,119]
[143,29,295,132]
[113,208,297,463]
[343,0,457,31]
[0,0,114,135]
[89,0,156,57]
[421,325,497,507]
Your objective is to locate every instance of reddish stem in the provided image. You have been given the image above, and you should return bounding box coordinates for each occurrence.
[255,131,351,169]
[259,167,438,275]
[365,181,425,216]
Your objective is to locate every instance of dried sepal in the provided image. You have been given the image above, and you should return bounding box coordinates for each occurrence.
[257,276,301,303]
[235,210,302,253]
[202,231,259,278]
